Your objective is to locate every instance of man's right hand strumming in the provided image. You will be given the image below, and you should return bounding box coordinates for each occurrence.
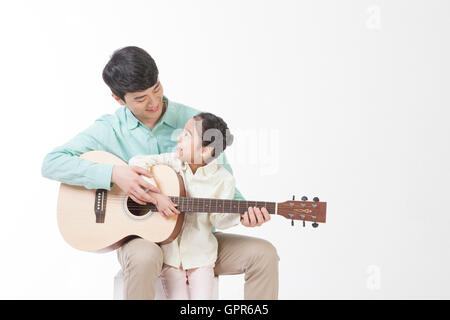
[111,165,160,205]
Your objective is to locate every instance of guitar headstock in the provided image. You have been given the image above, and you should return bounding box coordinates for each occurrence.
[277,196,327,228]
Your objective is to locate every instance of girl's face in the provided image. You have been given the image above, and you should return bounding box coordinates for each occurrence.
[176,118,211,164]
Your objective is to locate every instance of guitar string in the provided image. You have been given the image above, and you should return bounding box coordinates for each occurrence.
[98,198,276,208]
[94,194,310,206]
[102,202,275,208]
[99,194,276,202]
[96,199,276,209]
[103,198,275,205]
[91,194,277,212]
[92,197,276,212]
[96,196,275,206]
[101,196,275,201]
[100,207,275,214]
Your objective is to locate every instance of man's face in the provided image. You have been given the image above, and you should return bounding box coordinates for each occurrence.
[112,79,164,124]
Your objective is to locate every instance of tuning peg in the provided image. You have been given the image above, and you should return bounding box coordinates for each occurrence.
[303,220,306,227]
[312,222,319,228]
[301,196,308,201]
[313,197,320,202]
[292,195,295,200]
[288,213,295,227]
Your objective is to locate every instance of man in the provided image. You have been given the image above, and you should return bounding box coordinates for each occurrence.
[42,46,279,299]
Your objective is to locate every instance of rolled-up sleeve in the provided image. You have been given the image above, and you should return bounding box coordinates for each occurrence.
[41,119,114,190]
[129,152,182,173]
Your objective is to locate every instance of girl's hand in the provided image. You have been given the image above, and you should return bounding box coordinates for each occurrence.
[152,193,180,217]
[240,206,270,227]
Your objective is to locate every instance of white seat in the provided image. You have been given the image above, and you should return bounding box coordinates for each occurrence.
[113,269,219,300]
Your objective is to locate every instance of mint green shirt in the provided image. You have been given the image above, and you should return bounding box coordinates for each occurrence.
[41,95,245,201]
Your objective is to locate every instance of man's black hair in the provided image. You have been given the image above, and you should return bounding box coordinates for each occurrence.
[102,46,159,101]
[193,112,234,161]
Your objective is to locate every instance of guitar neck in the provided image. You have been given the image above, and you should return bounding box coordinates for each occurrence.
[167,196,277,215]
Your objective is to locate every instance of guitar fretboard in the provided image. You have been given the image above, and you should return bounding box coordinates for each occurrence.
[166,196,277,215]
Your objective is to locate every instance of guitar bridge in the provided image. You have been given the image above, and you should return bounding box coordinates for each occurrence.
[94,189,107,223]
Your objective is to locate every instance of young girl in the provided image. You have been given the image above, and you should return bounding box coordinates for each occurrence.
[128,112,238,300]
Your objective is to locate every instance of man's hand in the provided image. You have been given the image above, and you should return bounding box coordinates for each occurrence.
[240,206,271,227]
[111,165,160,205]
[152,193,180,217]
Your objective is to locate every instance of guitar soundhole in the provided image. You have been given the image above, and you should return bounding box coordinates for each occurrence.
[126,197,151,217]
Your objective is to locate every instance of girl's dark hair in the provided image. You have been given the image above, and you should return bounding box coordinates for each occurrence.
[193,112,234,161]
[102,46,159,101]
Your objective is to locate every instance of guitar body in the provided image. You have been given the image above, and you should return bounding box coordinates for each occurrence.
[56,151,186,253]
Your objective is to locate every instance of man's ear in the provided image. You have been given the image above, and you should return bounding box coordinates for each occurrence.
[111,93,126,106]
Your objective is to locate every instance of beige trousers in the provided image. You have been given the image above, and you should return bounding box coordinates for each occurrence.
[116,231,280,300]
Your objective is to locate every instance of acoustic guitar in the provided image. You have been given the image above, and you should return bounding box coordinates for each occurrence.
[57,151,327,252]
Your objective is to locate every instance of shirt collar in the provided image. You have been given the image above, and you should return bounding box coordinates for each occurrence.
[159,96,177,128]
[125,96,176,130]
[125,107,139,130]
[181,157,220,176]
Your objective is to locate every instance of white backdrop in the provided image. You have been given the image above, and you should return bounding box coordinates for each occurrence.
[0,0,449,299]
